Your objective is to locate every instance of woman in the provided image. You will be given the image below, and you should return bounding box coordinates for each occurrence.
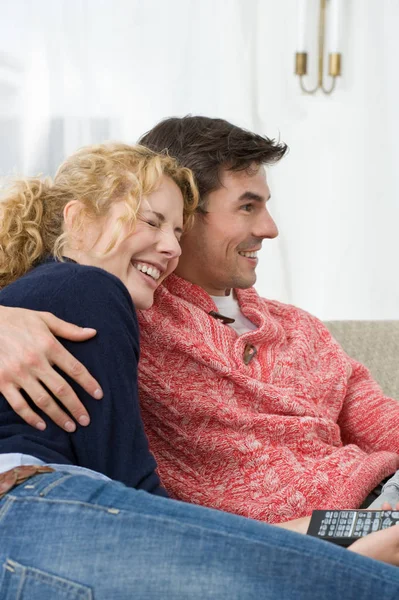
[0,143,398,599]
[0,142,195,494]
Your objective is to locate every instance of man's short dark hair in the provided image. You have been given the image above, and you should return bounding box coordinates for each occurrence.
[139,115,288,211]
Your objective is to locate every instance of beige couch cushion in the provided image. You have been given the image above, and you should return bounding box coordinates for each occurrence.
[324,321,399,400]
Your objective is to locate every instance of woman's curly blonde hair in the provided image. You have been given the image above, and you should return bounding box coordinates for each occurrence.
[0,143,198,288]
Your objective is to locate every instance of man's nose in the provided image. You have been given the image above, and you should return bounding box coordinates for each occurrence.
[253,210,279,240]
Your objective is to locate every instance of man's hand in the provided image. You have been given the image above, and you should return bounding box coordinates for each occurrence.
[275,516,311,535]
[275,502,399,538]
[0,306,103,432]
[348,525,399,567]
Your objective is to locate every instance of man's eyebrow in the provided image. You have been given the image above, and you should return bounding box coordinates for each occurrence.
[237,191,271,203]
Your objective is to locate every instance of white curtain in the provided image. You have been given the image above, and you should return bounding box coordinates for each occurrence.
[1,0,399,320]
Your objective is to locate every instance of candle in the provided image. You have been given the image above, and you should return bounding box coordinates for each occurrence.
[330,0,343,53]
[297,0,308,52]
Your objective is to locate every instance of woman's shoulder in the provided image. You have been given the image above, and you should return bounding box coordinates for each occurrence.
[42,258,131,295]
[0,258,136,326]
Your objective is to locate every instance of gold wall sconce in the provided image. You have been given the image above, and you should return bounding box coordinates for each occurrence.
[295,0,343,95]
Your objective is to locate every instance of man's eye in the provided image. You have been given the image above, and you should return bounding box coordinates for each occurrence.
[241,204,253,212]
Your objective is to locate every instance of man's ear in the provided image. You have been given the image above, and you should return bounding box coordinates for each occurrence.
[63,200,81,231]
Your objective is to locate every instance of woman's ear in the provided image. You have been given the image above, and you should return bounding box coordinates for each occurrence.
[63,200,81,231]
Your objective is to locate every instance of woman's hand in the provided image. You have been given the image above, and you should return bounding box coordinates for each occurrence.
[0,306,102,431]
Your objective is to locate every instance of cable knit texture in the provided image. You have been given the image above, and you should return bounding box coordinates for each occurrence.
[138,274,399,523]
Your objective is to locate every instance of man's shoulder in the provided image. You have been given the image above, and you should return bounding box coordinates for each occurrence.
[240,287,327,329]
[238,287,301,314]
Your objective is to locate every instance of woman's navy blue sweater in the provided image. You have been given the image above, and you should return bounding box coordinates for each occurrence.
[0,259,167,496]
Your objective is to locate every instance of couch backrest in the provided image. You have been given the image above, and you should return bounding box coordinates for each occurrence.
[324,321,399,400]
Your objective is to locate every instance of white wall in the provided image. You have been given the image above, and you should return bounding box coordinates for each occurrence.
[1,0,398,320]
[259,0,399,320]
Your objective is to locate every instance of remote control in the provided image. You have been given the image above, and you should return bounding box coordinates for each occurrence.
[307,509,399,547]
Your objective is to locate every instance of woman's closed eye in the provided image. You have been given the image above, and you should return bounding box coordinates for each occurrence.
[138,213,161,229]
[146,219,160,228]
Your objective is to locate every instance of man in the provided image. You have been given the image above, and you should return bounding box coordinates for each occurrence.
[1,116,399,524]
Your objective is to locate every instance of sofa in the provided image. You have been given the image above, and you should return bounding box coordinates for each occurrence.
[324,321,399,400]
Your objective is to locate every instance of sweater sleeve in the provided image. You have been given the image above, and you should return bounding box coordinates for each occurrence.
[281,305,399,455]
[337,357,399,454]
[301,310,399,454]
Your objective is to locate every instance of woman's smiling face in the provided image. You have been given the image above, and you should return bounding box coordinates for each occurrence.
[65,175,184,309]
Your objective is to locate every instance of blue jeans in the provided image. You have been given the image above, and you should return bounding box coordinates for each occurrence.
[0,471,399,599]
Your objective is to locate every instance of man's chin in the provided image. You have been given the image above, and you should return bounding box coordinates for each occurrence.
[232,274,257,290]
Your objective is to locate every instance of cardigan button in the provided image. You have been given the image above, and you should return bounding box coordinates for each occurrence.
[208,310,235,325]
[243,344,257,365]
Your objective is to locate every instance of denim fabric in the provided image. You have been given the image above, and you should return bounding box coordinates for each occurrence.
[0,471,399,599]
[368,468,399,509]
[0,453,111,481]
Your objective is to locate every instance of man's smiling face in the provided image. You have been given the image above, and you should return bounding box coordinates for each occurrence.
[175,165,278,295]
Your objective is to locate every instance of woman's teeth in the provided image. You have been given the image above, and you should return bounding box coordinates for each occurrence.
[133,263,161,280]
[239,251,257,258]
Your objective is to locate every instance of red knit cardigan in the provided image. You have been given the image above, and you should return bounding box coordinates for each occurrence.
[138,274,399,523]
